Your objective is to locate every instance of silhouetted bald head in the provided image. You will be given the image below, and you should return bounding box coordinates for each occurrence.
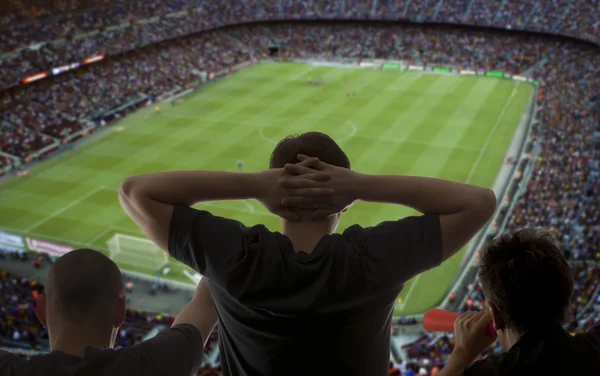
[45,249,124,327]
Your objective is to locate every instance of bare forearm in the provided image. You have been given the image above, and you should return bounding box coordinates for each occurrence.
[173,278,217,347]
[353,174,495,215]
[121,171,263,206]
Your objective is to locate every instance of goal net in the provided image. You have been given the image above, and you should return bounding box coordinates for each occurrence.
[107,233,168,271]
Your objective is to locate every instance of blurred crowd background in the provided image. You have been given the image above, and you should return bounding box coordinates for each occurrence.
[1,1,599,375]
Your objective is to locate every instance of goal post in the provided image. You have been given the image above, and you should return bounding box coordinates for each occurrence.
[107,233,168,271]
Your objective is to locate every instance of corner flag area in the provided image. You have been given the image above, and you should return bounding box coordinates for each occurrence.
[0,62,533,316]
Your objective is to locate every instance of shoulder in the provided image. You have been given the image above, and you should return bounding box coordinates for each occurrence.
[0,350,21,371]
[342,215,440,235]
[460,354,508,376]
[127,324,204,353]
[339,215,441,244]
[112,325,204,373]
[573,321,600,352]
[0,351,70,375]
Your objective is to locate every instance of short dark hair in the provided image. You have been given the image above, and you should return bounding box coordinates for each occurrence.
[269,132,350,169]
[45,248,123,326]
[478,229,573,334]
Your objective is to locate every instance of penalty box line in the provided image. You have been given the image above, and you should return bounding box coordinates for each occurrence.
[110,249,168,270]
[25,187,105,232]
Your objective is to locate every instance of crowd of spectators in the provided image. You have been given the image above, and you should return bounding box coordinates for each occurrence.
[1,0,599,59]
[0,2,598,375]
[0,29,255,159]
[1,0,600,89]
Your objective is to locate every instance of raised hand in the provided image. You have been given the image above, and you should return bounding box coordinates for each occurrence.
[279,154,358,219]
[452,310,496,364]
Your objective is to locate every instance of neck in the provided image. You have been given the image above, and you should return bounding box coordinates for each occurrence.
[499,328,524,352]
[50,323,115,358]
[281,218,333,253]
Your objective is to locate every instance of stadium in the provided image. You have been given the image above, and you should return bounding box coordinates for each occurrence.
[0,0,598,375]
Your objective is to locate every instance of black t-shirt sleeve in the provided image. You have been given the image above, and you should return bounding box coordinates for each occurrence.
[353,215,442,285]
[0,350,18,375]
[123,324,204,375]
[455,355,505,376]
[168,205,247,279]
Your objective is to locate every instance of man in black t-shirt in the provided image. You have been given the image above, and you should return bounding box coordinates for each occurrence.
[440,229,600,376]
[0,248,217,376]
[119,132,497,376]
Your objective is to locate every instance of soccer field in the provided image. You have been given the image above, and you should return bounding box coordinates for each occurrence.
[0,62,533,315]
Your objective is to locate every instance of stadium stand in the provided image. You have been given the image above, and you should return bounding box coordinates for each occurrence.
[0,1,598,375]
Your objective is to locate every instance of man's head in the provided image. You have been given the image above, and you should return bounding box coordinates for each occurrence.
[36,248,126,348]
[478,229,573,351]
[270,132,350,231]
[269,132,350,170]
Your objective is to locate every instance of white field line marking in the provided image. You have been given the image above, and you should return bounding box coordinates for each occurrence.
[257,115,358,145]
[26,187,103,232]
[0,225,89,248]
[111,252,167,270]
[465,84,519,184]
[105,186,268,217]
[397,276,421,310]
[85,226,116,246]
[291,66,315,81]
[397,83,519,311]
[242,200,256,213]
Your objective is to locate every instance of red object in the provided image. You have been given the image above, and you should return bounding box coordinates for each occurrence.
[423,309,497,337]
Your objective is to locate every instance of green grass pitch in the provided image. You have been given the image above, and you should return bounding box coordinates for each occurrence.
[0,62,533,316]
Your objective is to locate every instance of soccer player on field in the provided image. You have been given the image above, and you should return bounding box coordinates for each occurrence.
[237,160,244,171]
[154,105,160,114]
[119,132,496,376]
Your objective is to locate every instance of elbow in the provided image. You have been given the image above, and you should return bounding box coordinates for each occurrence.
[477,188,497,221]
[119,176,139,206]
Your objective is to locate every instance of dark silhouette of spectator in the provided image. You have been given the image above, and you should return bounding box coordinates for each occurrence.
[0,248,217,376]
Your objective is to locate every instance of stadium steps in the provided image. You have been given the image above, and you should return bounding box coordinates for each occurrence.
[226,32,262,57]
[394,31,404,60]
[379,1,399,19]
[523,1,541,25]
[207,346,220,365]
[519,57,548,77]
[400,0,412,18]
[432,0,445,20]
[363,30,376,58]
[491,0,509,24]
[8,0,33,21]
[462,0,476,22]
[371,0,379,15]
[551,1,574,31]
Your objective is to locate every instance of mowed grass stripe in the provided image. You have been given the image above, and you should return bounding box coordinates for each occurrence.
[394,81,533,315]
[343,76,470,228]
[393,79,519,313]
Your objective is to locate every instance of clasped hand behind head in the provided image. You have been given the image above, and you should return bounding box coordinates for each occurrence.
[265,154,357,221]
